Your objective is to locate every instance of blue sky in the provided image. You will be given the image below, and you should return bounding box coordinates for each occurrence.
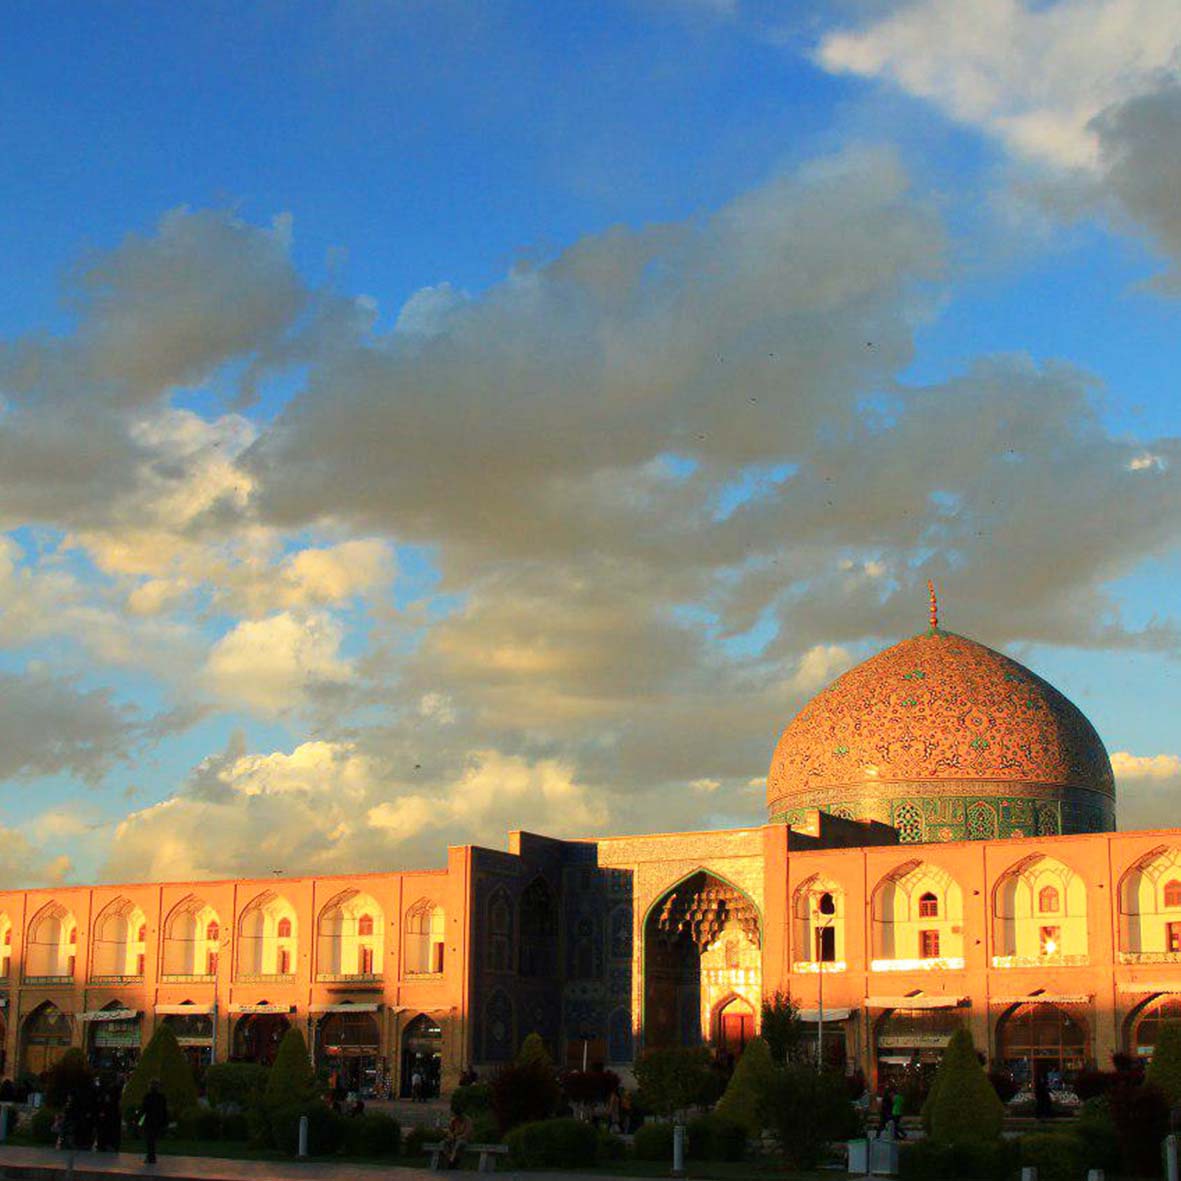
[2,0,1181,884]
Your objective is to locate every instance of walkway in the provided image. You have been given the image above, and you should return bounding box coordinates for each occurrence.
[0,1144,639,1181]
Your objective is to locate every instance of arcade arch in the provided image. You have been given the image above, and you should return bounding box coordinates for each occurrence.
[21,1001,72,1075]
[318,890,384,978]
[871,862,963,968]
[1120,847,1181,957]
[793,876,845,969]
[162,896,221,977]
[26,903,77,979]
[1127,994,1181,1060]
[238,892,297,977]
[993,855,1087,965]
[996,1000,1090,1088]
[92,898,148,978]
[404,899,445,975]
[0,913,12,979]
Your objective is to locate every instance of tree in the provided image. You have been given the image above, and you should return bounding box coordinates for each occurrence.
[516,1032,554,1069]
[264,1028,316,1109]
[46,1048,92,1109]
[761,990,806,1065]
[1147,1022,1181,1106]
[634,1046,713,1118]
[761,1065,859,1168]
[922,1028,1003,1145]
[123,1023,199,1115]
[715,1037,775,1135]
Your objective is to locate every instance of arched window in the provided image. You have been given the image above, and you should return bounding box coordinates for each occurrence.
[488,888,512,973]
[519,878,558,977]
[918,892,938,918]
[277,917,292,939]
[405,901,445,975]
[358,914,374,937]
[1039,886,1060,914]
[1165,880,1181,908]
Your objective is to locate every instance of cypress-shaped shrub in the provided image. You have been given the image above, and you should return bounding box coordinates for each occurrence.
[923,1029,1003,1145]
[122,1023,199,1117]
[1148,1022,1181,1105]
[714,1036,774,1135]
[264,1028,316,1109]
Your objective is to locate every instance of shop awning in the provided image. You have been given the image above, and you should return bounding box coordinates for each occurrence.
[797,1008,853,1022]
[989,994,1092,1006]
[155,1003,216,1016]
[865,996,967,1010]
[229,1002,295,1015]
[80,1008,139,1022]
[309,1003,381,1014]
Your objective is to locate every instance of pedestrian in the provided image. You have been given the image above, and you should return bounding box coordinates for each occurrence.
[411,1067,424,1102]
[140,1079,168,1165]
[875,1087,893,1139]
[891,1089,906,1139]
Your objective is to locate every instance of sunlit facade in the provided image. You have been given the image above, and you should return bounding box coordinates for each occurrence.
[1,624,1179,1095]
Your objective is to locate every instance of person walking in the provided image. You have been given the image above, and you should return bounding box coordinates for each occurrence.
[140,1079,168,1165]
[890,1089,906,1139]
[875,1087,894,1139]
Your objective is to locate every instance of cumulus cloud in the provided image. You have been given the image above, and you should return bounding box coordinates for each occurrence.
[1112,750,1181,830]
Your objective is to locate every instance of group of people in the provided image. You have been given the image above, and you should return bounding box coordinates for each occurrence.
[51,1075,169,1165]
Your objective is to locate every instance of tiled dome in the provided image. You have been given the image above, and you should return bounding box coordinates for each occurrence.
[767,630,1115,843]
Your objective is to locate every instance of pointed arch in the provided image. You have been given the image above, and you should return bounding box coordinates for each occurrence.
[317,889,384,978]
[92,897,148,979]
[404,897,445,975]
[792,874,845,969]
[487,885,513,973]
[162,894,222,978]
[871,860,964,966]
[0,912,12,980]
[238,891,297,978]
[1119,847,1181,958]
[519,876,558,977]
[992,853,1088,964]
[20,1000,73,1075]
[25,902,77,980]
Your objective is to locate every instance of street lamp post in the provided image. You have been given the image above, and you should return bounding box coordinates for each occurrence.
[814,893,837,1072]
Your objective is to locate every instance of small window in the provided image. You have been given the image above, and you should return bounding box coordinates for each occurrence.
[817,925,837,963]
[67,927,77,946]
[358,914,374,937]
[818,891,836,916]
[278,948,291,975]
[207,950,219,976]
[359,945,374,974]
[1165,880,1181,908]
[138,924,147,942]
[3,930,10,946]
[431,940,445,974]
[136,953,146,976]
[1038,886,1060,914]
[919,929,941,959]
[1167,922,1181,954]
[918,892,939,918]
[277,917,292,939]
[206,921,220,942]
[1039,926,1061,956]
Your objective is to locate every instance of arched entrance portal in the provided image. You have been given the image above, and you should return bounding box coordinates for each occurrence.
[715,996,755,1056]
[643,871,761,1052]
[318,1009,381,1097]
[997,1002,1089,1090]
[21,1002,72,1076]
[400,1014,442,1098]
[232,1009,290,1064]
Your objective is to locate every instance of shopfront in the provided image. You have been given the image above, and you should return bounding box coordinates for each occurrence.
[159,1003,217,1073]
[995,997,1091,1090]
[797,1006,853,1069]
[1129,993,1181,1059]
[871,998,966,1087]
[231,1003,293,1065]
[313,1004,382,1097]
[83,1005,142,1073]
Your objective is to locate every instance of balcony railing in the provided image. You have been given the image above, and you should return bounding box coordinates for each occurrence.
[792,960,848,974]
[1117,951,1181,965]
[236,973,297,984]
[23,975,73,986]
[160,973,216,984]
[315,973,384,984]
[871,956,965,972]
[89,974,144,985]
[991,953,1089,969]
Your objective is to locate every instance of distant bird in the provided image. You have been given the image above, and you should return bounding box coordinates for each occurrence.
[414,763,422,770]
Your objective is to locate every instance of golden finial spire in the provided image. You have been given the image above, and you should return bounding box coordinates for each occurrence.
[927,579,938,631]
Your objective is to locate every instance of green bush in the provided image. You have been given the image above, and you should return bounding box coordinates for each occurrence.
[342,1112,402,1157]
[471,1113,501,1144]
[204,1062,269,1111]
[122,1024,199,1117]
[516,1032,554,1069]
[505,1117,599,1168]
[761,1065,860,1169]
[634,1046,714,1117]
[899,1139,1017,1181]
[1074,1097,1120,1173]
[451,1082,493,1117]
[271,1102,343,1156]
[45,1048,92,1110]
[687,1112,746,1161]
[27,1106,58,1145]
[1148,1022,1181,1105]
[176,1106,221,1140]
[490,1059,561,1133]
[1020,1132,1088,1181]
[1108,1079,1171,1177]
[403,1124,431,1156]
[922,1029,1003,1145]
[714,1037,774,1135]
[219,1111,251,1142]
[597,1129,626,1160]
[264,1028,316,1109]
[632,1121,674,1161]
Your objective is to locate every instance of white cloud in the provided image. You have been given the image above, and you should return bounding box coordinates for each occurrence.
[1111,750,1181,779]
[204,611,353,714]
[816,0,1181,170]
[789,644,854,694]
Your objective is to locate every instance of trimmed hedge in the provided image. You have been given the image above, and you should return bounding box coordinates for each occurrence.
[1020,1132,1088,1181]
[27,1107,57,1144]
[1148,1021,1181,1105]
[505,1117,598,1168]
[204,1062,269,1111]
[271,1102,343,1156]
[450,1082,493,1117]
[632,1121,674,1161]
[341,1112,402,1157]
[403,1124,431,1156]
[899,1138,1018,1181]
[687,1113,746,1161]
[714,1037,773,1135]
[176,1106,221,1140]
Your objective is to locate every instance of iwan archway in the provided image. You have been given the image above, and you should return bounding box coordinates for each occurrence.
[642,870,761,1052]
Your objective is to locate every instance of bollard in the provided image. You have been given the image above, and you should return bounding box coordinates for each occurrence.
[1087,1171,1105,1181]
[1022,1169,1038,1181]
[1167,1136,1179,1181]
[0,1104,8,1142]
[672,1122,685,1177]
[298,1114,309,1159]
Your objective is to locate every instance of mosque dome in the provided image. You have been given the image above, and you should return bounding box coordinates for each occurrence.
[766,620,1115,843]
